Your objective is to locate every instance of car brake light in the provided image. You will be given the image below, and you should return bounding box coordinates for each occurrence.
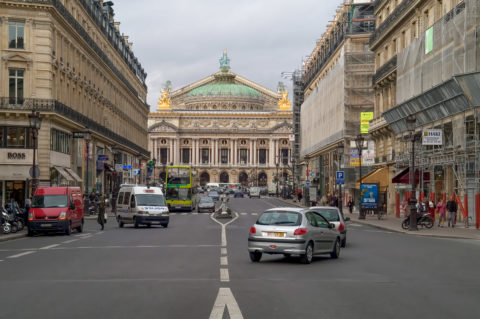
[294,228,308,236]
[28,212,34,221]
[249,226,256,234]
[338,222,345,231]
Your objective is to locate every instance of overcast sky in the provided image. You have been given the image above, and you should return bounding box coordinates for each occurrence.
[113,0,343,111]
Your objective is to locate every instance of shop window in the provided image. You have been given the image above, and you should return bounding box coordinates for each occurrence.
[6,127,27,148]
[8,21,24,49]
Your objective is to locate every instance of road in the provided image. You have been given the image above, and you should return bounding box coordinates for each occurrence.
[0,196,479,319]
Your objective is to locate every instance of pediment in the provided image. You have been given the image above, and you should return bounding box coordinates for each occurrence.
[2,52,33,65]
[148,120,178,132]
[271,121,293,134]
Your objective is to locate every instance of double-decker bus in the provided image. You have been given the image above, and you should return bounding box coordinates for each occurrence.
[165,166,195,211]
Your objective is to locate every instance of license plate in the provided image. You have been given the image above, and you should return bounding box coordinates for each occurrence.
[175,206,182,209]
[41,224,52,227]
[266,232,285,237]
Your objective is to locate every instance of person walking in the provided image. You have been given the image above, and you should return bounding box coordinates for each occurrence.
[446,196,457,228]
[347,196,354,214]
[436,198,446,227]
[297,190,303,203]
[97,195,106,230]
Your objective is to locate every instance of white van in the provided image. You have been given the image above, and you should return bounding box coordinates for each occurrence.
[206,182,220,191]
[116,186,169,228]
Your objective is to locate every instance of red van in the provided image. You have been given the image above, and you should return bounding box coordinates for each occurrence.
[28,187,84,236]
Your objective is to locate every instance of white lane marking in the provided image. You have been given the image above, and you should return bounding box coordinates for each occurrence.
[40,244,60,250]
[192,212,198,215]
[221,248,227,255]
[7,251,36,259]
[210,212,239,247]
[209,287,244,319]
[0,260,3,262]
[240,212,247,215]
[62,239,78,244]
[220,256,228,266]
[220,268,230,282]
[252,213,258,216]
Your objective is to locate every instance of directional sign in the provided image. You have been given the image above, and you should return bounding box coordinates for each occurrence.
[309,171,315,179]
[336,171,344,185]
[305,180,311,189]
[97,154,109,161]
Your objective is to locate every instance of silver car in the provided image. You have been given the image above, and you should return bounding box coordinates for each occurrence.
[310,206,349,248]
[197,196,215,213]
[248,207,341,264]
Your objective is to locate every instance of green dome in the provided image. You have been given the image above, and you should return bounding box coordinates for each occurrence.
[188,83,263,98]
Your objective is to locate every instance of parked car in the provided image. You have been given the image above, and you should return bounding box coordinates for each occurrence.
[28,187,84,236]
[208,191,220,201]
[197,196,216,213]
[309,206,349,247]
[259,186,268,196]
[225,188,235,195]
[234,191,244,198]
[248,207,341,264]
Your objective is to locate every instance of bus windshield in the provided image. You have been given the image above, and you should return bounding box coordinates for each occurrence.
[167,167,190,185]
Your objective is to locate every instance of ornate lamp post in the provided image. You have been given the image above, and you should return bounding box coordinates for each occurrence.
[355,134,365,219]
[83,128,91,195]
[28,110,42,196]
[406,114,418,231]
[337,143,344,214]
[291,157,296,200]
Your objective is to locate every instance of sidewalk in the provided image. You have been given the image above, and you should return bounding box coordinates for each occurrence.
[277,197,480,240]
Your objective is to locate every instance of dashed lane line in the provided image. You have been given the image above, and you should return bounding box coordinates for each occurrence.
[7,251,36,259]
[39,244,60,250]
[252,213,258,216]
[62,239,78,244]
[220,268,230,282]
[220,256,228,266]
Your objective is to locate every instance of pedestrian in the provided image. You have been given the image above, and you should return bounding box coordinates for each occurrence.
[297,190,303,203]
[330,194,338,207]
[436,198,446,227]
[320,194,328,206]
[347,196,354,214]
[446,196,457,228]
[97,195,106,230]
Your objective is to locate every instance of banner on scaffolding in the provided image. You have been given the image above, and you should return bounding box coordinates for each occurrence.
[422,129,442,145]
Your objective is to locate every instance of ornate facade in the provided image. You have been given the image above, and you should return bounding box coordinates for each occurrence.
[0,0,149,206]
[148,52,293,187]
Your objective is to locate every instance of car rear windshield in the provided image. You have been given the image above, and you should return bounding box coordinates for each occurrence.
[135,194,166,206]
[315,209,340,222]
[32,195,68,208]
[257,211,301,226]
[199,197,213,203]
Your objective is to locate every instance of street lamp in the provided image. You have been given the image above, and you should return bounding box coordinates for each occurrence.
[275,160,279,198]
[337,143,344,215]
[83,128,91,196]
[28,110,42,196]
[137,155,142,185]
[406,114,418,231]
[291,157,296,201]
[355,134,365,219]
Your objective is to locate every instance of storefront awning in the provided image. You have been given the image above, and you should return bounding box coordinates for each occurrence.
[392,167,430,184]
[355,167,389,191]
[64,167,83,183]
[55,166,73,182]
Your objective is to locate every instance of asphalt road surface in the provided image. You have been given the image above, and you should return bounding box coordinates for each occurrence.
[0,196,479,319]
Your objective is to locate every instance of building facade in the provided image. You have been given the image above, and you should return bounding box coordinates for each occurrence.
[299,1,375,205]
[370,0,479,223]
[0,0,149,207]
[148,52,293,190]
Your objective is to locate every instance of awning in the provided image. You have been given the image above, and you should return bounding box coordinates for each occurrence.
[64,167,83,183]
[355,167,389,191]
[55,166,73,182]
[391,167,430,184]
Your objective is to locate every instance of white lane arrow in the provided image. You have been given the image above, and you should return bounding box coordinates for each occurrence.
[209,287,244,319]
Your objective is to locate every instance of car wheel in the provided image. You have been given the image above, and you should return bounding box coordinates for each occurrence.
[249,251,262,262]
[161,223,168,228]
[65,222,72,236]
[300,242,313,264]
[341,236,346,248]
[76,219,84,233]
[330,238,340,259]
[117,216,124,228]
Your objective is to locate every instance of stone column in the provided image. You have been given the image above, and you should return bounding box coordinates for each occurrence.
[253,139,257,166]
[169,139,173,163]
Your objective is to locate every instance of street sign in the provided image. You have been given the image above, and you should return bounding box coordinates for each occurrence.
[97,154,109,161]
[309,171,315,178]
[29,166,40,178]
[288,134,295,142]
[72,132,84,138]
[115,164,123,172]
[336,171,344,185]
[305,180,310,189]
[133,169,140,176]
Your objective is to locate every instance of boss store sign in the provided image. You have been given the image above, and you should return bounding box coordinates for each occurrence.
[0,149,33,164]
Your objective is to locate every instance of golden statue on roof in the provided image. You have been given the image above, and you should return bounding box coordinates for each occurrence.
[277,90,292,110]
[157,81,172,110]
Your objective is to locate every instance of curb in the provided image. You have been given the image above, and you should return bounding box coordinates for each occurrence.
[0,232,27,242]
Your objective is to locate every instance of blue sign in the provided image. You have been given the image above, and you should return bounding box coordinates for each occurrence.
[360,183,379,209]
[147,167,153,174]
[146,177,151,181]
[97,154,109,161]
[336,171,344,185]
[305,180,310,189]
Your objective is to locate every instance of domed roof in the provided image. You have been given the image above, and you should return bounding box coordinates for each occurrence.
[188,82,263,99]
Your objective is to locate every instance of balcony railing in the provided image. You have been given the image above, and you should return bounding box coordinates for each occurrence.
[370,0,417,45]
[0,98,149,157]
[373,55,397,84]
